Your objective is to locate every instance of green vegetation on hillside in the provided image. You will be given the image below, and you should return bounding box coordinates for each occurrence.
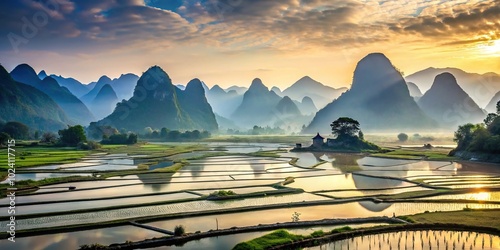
[0,65,70,131]
[97,66,218,132]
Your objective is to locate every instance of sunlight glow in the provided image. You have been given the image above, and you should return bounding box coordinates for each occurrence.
[479,40,500,55]
[470,192,491,201]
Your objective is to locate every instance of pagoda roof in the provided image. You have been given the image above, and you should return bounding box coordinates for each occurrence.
[312,133,324,140]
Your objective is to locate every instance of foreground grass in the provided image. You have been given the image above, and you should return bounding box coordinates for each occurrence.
[372,148,456,161]
[0,146,91,169]
[232,227,354,250]
[408,209,500,229]
[232,229,305,250]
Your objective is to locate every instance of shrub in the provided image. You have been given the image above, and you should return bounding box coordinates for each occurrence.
[79,243,107,250]
[331,226,353,233]
[77,141,102,150]
[209,190,236,197]
[40,132,57,144]
[0,132,11,146]
[310,230,325,237]
[174,225,185,236]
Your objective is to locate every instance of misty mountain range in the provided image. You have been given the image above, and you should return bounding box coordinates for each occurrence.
[1,53,499,134]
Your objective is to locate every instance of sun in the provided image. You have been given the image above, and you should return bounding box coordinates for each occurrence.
[480,39,500,55]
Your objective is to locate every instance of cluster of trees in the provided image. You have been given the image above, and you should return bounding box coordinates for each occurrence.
[224,126,286,135]
[397,133,435,143]
[101,133,138,145]
[142,127,211,141]
[328,117,379,150]
[0,121,30,145]
[452,101,500,154]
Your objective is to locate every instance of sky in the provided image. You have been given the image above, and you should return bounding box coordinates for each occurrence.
[0,0,499,89]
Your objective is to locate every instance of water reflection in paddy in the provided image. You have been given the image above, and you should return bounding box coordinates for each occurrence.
[287,174,415,192]
[420,191,500,201]
[306,230,500,250]
[0,226,164,250]
[318,186,434,198]
[1,179,279,204]
[1,193,328,230]
[0,192,199,217]
[145,202,500,234]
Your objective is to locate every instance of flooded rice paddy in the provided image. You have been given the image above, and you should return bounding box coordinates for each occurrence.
[1,142,500,249]
[307,230,500,250]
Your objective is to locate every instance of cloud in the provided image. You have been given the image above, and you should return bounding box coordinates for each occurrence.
[0,0,197,53]
[389,1,499,40]
[0,0,498,59]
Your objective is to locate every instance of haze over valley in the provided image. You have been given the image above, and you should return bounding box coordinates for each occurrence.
[0,1,499,250]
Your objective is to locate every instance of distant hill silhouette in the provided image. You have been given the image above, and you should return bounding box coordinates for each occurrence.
[225,85,248,95]
[89,84,119,120]
[38,70,48,80]
[231,78,313,130]
[276,96,301,116]
[80,76,112,105]
[418,72,486,127]
[39,71,90,97]
[406,82,423,97]
[305,53,436,133]
[231,78,283,126]
[297,96,317,115]
[282,76,347,108]
[271,86,283,96]
[206,85,243,118]
[406,67,500,107]
[0,65,70,131]
[96,66,218,132]
[10,64,94,125]
[110,73,139,100]
[486,91,500,113]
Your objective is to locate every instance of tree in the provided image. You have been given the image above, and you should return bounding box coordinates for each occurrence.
[201,130,211,139]
[192,130,201,139]
[0,132,10,146]
[59,125,87,146]
[330,117,360,141]
[34,131,40,140]
[167,130,181,141]
[488,116,500,136]
[358,131,364,140]
[151,130,160,138]
[468,126,490,152]
[127,133,138,144]
[1,121,30,139]
[143,127,153,137]
[160,127,168,138]
[398,133,409,142]
[497,100,500,114]
[174,225,185,236]
[454,123,480,150]
[40,132,57,144]
[484,113,498,126]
